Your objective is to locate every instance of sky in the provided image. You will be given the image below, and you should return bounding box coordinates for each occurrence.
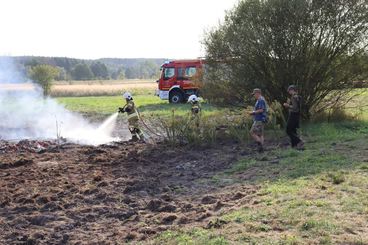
[0,0,238,59]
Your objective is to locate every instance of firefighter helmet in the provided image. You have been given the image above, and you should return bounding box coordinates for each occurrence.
[122,92,133,100]
[287,85,297,92]
[188,95,199,103]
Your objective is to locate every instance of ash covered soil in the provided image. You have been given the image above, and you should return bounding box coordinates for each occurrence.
[0,140,261,244]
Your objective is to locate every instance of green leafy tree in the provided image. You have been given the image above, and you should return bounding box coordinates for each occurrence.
[124,61,161,79]
[138,60,160,79]
[90,61,109,79]
[111,66,126,80]
[28,64,60,97]
[125,66,138,79]
[71,63,94,80]
[56,67,71,81]
[204,0,368,118]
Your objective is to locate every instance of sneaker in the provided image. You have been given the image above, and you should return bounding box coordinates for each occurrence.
[257,142,264,153]
[296,141,305,150]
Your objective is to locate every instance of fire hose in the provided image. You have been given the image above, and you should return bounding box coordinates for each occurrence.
[118,106,161,141]
[136,109,162,138]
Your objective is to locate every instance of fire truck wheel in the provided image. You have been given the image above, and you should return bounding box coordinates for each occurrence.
[169,91,184,104]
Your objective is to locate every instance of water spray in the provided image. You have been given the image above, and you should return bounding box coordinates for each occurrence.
[0,58,120,146]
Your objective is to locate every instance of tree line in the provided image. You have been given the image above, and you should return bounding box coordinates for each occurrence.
[4,56,166,81]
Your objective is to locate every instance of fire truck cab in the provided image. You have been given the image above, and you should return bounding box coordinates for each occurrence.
[156,59,203,103]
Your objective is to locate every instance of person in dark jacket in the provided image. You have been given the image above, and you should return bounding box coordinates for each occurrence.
[283,85,304,149]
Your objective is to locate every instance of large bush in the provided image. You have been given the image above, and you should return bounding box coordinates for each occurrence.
[203,0,368,118]
[28,64,60,97]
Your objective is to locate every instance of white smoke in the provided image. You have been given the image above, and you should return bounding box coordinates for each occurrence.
[0,57,119,145]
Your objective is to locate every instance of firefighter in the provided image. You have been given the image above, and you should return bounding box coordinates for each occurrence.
[188,95,201,127]
[283,85,304,149]
[118,92,145,142]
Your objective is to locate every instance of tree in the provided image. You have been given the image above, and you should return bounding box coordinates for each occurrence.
[90,62,109,79]
[125,66,138,79]
[204,0,368,118]
[28,65,60,97]
[71,63,94,80]
[138,60,160,79]
[111,66,126,80]
[56,67,71,81]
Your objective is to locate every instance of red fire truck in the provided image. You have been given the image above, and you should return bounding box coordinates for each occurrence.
[156,59,204,103]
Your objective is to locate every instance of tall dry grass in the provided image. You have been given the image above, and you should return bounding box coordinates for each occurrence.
[51,80,157,97]
[0,83,35,91]
[145,102,286,146]
[53,79,154,85]
[0,80,158,97]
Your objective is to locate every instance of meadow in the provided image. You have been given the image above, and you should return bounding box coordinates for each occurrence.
[53,80,367,114]
[57,95,227,117]
[54,79,229,117]
[55,84,368,244]
[51,79,157,97]
[152,118,368,244]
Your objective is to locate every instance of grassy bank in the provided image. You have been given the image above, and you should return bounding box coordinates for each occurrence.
[154,121,368,244]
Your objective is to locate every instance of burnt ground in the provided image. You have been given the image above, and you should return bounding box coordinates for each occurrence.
[0,140,266,245]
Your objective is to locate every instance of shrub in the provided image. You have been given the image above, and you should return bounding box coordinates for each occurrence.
[145,102,286,146]
[327,172,345,185]
[203,0,368,118]
[28,64,60,97]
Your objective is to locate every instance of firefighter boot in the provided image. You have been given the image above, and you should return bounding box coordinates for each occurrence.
[135,128,146,142]
[131,135,139,142]
[128,127,139,142]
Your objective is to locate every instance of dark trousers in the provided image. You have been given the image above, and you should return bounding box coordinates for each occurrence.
[286,112,301,147]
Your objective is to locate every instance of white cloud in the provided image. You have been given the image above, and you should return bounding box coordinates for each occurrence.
[0,0,238,59]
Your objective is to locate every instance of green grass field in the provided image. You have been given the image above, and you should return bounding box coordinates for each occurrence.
[55,90,368,244]
[155,120,368,244]
[56,88,368,118]
[57,95,227,117]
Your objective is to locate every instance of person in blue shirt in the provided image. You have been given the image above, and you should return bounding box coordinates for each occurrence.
[249,88,267,153]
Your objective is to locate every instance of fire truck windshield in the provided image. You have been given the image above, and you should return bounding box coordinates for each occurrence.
[163,67,175,79]
[185,67,197,77]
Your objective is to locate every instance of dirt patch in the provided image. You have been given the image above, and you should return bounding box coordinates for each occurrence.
[0,158,33,169]
[0,140,260,244]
